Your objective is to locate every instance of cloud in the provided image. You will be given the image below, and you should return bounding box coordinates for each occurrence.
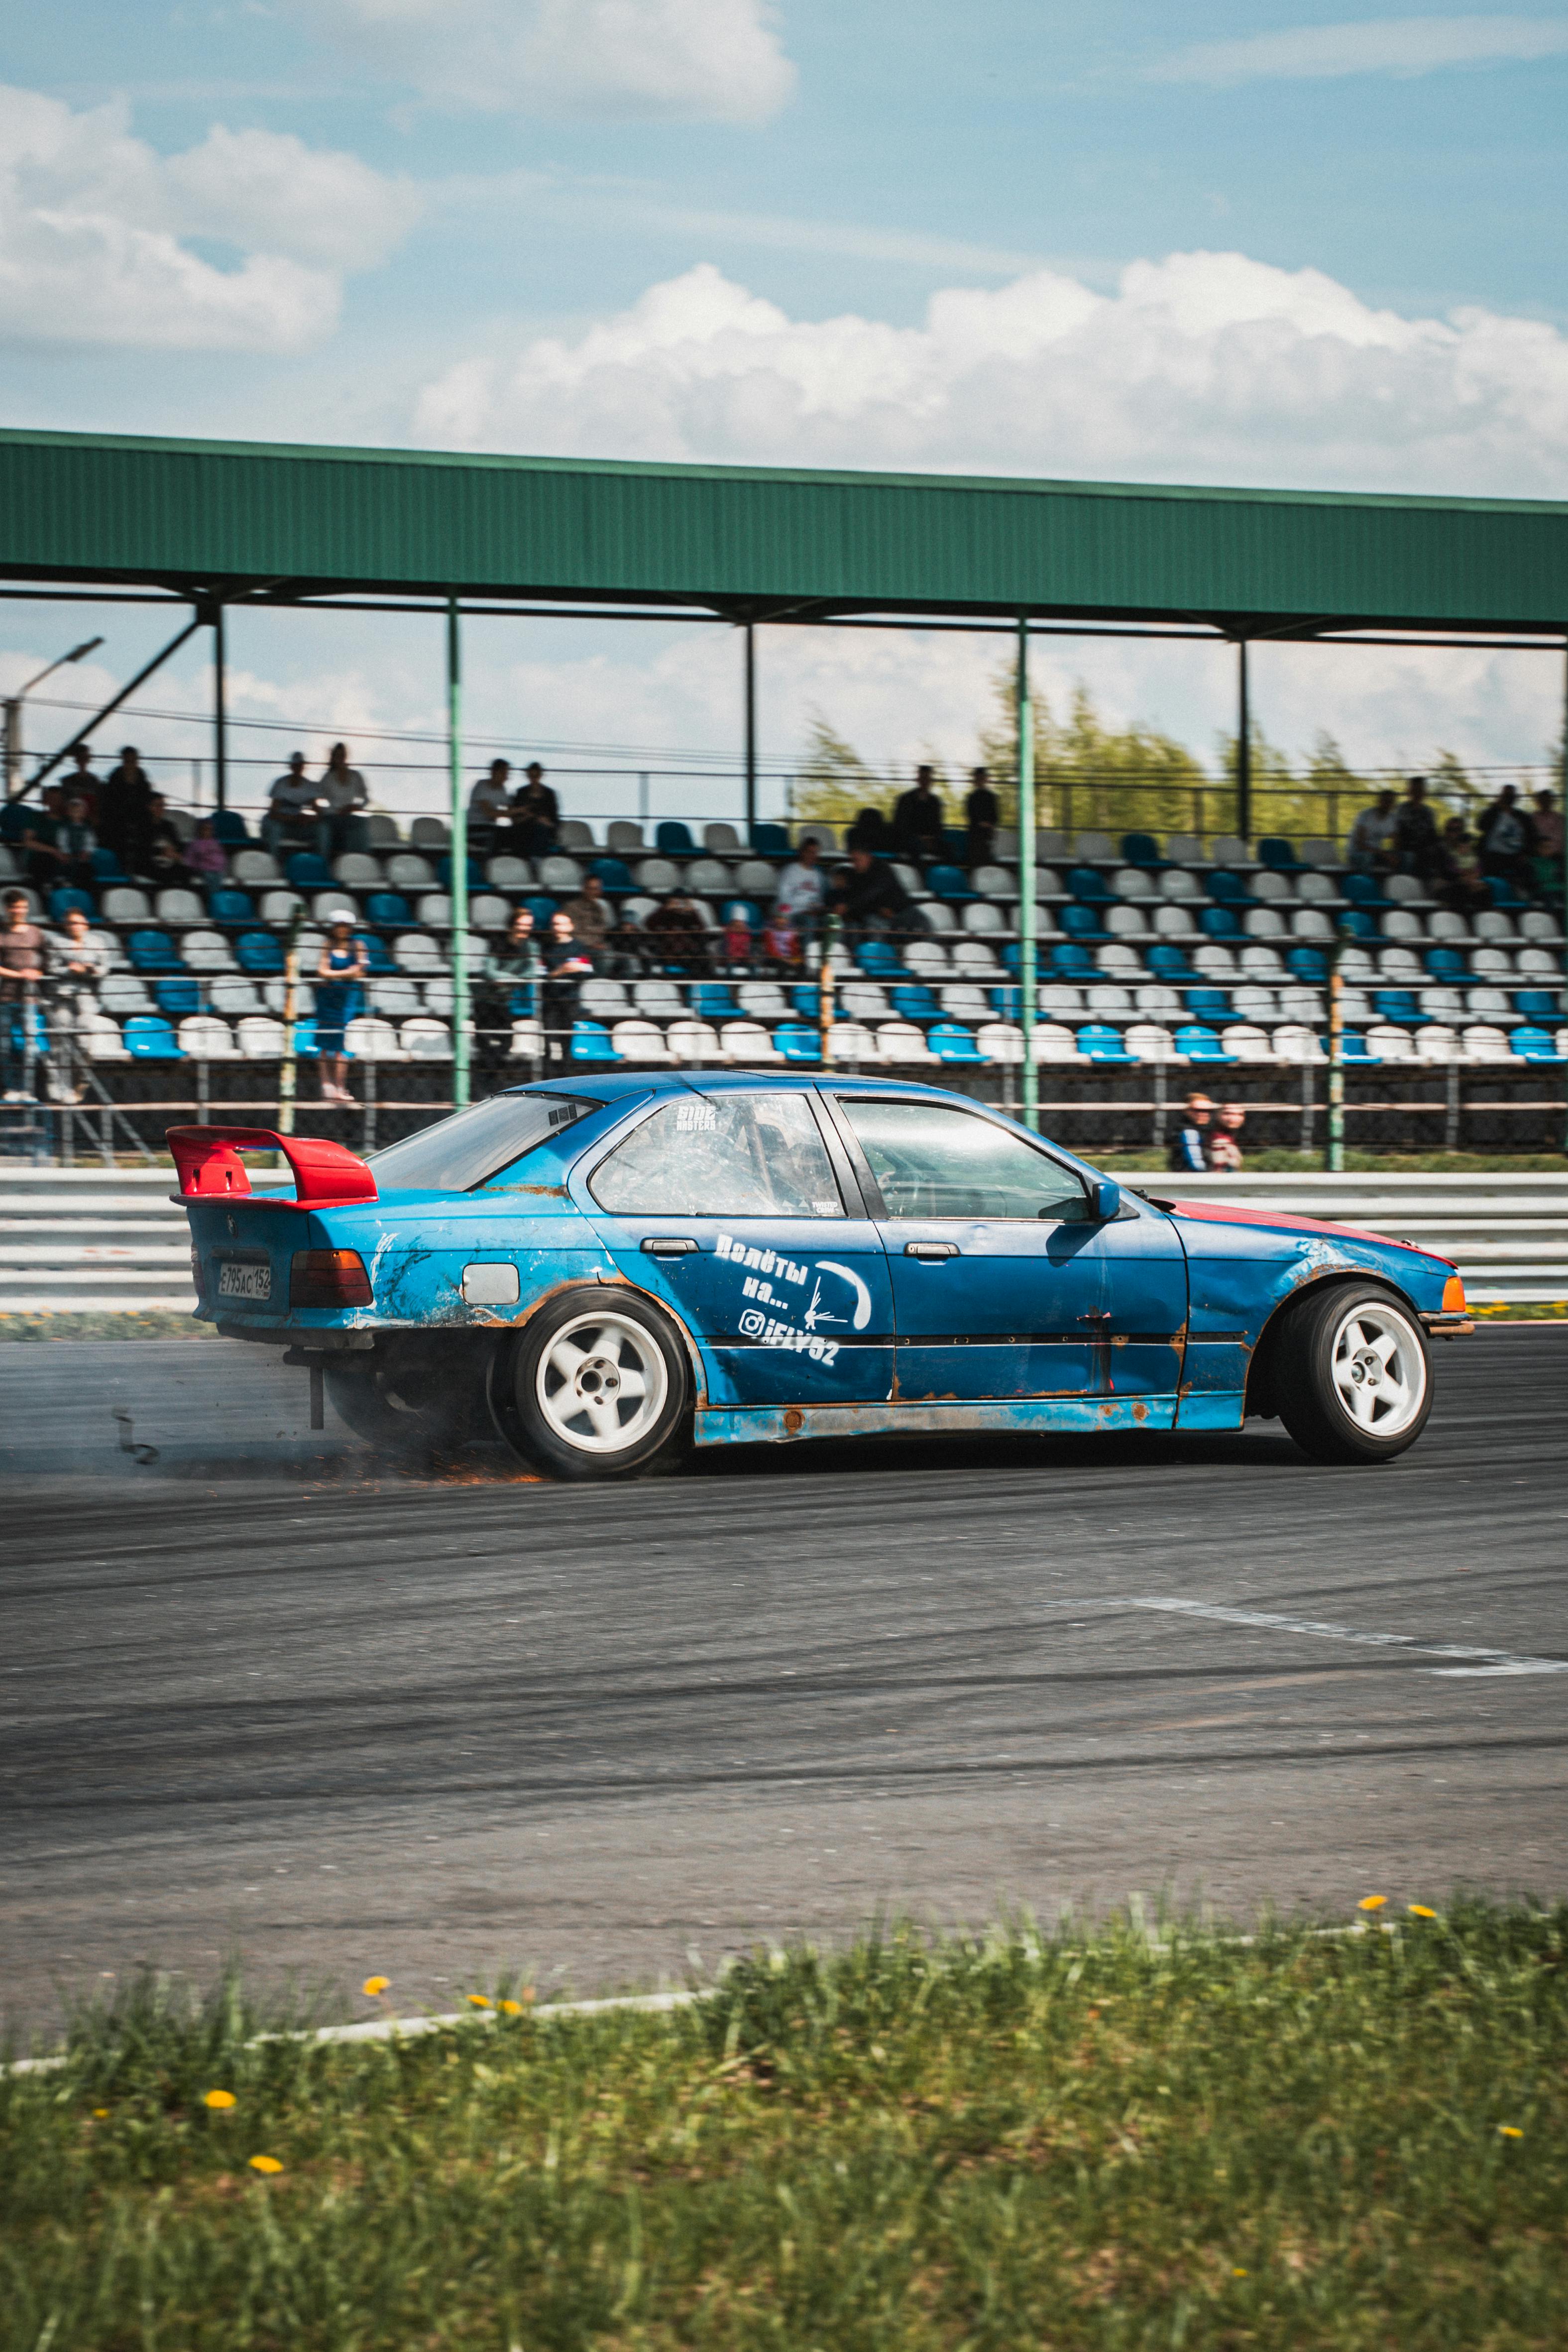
[295,0,795,120]
[411,251,1568,498]
[1147,13,1568,86]
[0,83,421,351]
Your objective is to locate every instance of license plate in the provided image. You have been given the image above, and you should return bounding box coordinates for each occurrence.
[217,1259,272,1303]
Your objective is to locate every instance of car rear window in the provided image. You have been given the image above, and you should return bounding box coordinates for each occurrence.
[368,1093,599,1194]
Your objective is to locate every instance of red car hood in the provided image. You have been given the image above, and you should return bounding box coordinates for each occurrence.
[1165,1197,1453,1264]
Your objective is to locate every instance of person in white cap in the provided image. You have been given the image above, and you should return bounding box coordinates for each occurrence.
[314,909,368,1103]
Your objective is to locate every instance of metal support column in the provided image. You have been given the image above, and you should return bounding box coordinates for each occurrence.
[1561,638,1568,1156]
[1017,615,1038,1131]
[448,596,470,1109]
[744,622,758,846]
[212,602,227,811]
[1236,637,1251,842]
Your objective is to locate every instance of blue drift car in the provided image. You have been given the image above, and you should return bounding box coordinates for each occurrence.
[172,1075,1471,1478]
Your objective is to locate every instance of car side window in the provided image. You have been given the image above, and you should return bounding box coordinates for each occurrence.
[839,1099,1090,1222]
[590,1093,844,1218]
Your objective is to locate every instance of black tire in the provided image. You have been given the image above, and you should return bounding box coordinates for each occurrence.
[497,1287,690,1481]
[324,1337,495,1463]
[1273,1282,1433,1464]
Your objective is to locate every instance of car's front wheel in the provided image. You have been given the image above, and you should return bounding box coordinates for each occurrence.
[1274,1283,1433,1464]
[500,1290,691,1479]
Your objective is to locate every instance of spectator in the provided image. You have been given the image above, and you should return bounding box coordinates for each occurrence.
[846,804,891,854]
[762,905,801,970]
[719,907,753,971]
[511,761,560,856]
[19,786,70,892]
[644,888,708,975]
[319,742,370,856]
[831,843,915,941]
[476,907,538,1090]
[1434,818,1490,917]
[263,752,324,863]
[1394,776,1441,885]
[1477,785,1535,898]
[56,794,99,892]
[1166,1092,1214,1174]
[142,795,192,888]
[561,870,612,963]
[61,742,102,823]
[96,747,156,879]
[1345,789,1398,876]
[1530,788,1564,897]
[540,910,593,1062]
[774,836,826,932]
[0,888,47,1101]
[890,764,946,864]
[314,910,369,1104]
[184,816,227,884]
[468,758,513,857]
[964,765,999,866]
[1210,1102,1246,1173]
[48,904,109,1052]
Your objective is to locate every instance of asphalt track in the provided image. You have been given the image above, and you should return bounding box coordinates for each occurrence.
[3,1329,1565,2036]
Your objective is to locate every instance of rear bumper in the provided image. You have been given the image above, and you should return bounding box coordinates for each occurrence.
[1418,1312,1474,1338]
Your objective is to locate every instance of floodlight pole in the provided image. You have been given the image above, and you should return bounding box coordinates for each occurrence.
[448,596,470,1109]
[1561,638,1568,1158]
[212,601,227,811]
[1017,614,1038,1130]
[744,621,758,846]
[1236,637,1251,842]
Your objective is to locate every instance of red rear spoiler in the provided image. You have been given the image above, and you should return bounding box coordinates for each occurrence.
[166,1125,378,1212]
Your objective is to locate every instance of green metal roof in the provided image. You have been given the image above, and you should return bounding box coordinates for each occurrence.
[1,426,1566,635]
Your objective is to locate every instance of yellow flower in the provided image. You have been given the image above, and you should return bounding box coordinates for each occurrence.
[361,1975,389,1997]
[1357,1895,1387,1911]
[248,2154,284,2174]
[466,1993,492,2009]
[203,2090,236,2110]
[1408,1904,1437,1919]
[498,1998,525,2016]
[1498,2125,1523,2139]
[92,2108,109,2119]
[1232,2267,1248,2277]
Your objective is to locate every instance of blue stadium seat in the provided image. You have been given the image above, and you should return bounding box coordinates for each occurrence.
[1326,1029,1377,1062]
[1050,942,1097,979]
[212,810,251,845]
[857,940,905,979]
[1061,904,1110,943]
[437,856,483,891]
[790,985,820,1018]
[591,857,635,893]
[362,935,396,974]
[1147,943,1201,983]
[750,823,790,856]
[691,983,739,1020]
[656,820,696,856]
[928,1021,983,1062]
[1183,988,1232,1023]
[1486,874,1530,910]
[1067,865,1116,904]
[1205,871,1254,905]
[1339,908,1377,939]
[1424,946,1469,981]
[154,978,202,1015]
[926,863,976,902]
[1510,1025,1563,1061]
[524,895,557,928]
[1120,832,1163,868]
[773,1022,820,1062]
[0,801,30,844]
[286,851,333,888]
[1287,947,1329,983]
[127,929,184,973]
[1372,989,1423,1026]
[123,1015,184,1058]
[569,1019,621,1062]
[48,887,95,921]
[1341,874,1386,907]
[1514,989,1562,1019]
[292,1019,319,1058]
[1258,836,1305,871]
[1076,1022,1133,1063]
[1198,906,1241,940]
[891,983,939,1022]
[365,892,412,928]
[1173,1024,1235,1063]
[89,847,124,880]
[207,888,254,926]
[236,930,285,976]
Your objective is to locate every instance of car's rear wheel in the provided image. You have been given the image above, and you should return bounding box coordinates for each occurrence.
[502,1291,690,1479]
[1274,1283,1432,1464]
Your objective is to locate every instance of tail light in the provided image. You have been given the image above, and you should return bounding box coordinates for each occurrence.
[290,1249,372,1308]
[1441,1274,1467,1314]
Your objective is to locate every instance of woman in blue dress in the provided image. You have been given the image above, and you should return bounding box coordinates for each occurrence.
[314,908,369,1103]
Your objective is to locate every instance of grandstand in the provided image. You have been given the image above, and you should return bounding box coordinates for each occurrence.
[2,803,1562,1097]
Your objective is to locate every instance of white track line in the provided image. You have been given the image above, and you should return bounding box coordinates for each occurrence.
[1122,1597,1568,1678]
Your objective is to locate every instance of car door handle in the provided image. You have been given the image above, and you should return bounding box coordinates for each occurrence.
[904,1241,959,1259]
[642,1236,698,1256]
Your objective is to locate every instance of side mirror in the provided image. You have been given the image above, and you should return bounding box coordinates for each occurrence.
[1093,1179,1121,1221]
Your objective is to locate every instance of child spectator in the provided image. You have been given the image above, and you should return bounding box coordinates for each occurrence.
[775,837,826,933]
[719,908,753,971]
[184,817,227,883]
[762,906,801,970]
[1210,1102,1246,1172]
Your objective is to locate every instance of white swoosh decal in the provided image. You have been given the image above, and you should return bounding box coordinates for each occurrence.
[816,1259,872,1331]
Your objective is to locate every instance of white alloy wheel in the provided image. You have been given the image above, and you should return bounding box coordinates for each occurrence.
[535,1309,670,1456]
[1329,1300,1426,1438]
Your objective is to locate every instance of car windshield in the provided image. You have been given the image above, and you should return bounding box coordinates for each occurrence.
[367,1093,599,1193]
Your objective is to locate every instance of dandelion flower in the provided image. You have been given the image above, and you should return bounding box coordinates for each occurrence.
[1232,2267,1247,2277]
[203,2090,236,2110]
[1498,2125,1523,2139]
[1408,1904,1437,1919]
[1357,1895,1387,1911]
[362,1976,389,1997]
[248,2153,283,2174]
[92,2108,109,2119]
[466,1993,492,2009]
[498,1998,525,2016]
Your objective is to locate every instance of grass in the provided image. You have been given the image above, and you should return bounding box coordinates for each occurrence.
[0,1312,218,1343]
[4,1907,1567,2350]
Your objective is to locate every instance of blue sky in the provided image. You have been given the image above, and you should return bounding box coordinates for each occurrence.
[2,1,1566,816]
